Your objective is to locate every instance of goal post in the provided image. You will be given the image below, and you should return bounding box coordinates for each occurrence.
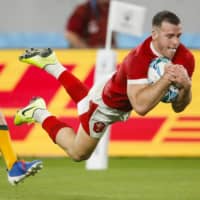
[86,0,146,170]
[86,49,116,170]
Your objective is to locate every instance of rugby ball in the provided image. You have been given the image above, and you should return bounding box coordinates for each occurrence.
[148,57,179,103]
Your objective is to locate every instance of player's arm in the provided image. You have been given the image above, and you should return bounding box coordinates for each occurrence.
[65,30,88,48]
[127,65,176,116]
[171,65,192,112]
[172,86,192,112]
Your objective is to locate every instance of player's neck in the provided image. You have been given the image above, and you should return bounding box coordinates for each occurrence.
[150,42,162,57]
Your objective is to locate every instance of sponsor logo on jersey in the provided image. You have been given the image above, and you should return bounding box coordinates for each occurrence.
[93,121,106,133]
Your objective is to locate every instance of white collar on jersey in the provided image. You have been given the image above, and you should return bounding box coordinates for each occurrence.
[150,42,162,57]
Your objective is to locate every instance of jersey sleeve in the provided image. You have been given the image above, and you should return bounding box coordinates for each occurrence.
[175,45,195,78]
[123,51,150,84]
[186,53,195,78]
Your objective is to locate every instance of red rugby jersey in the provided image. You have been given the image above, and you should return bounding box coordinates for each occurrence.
[102,37,195,112]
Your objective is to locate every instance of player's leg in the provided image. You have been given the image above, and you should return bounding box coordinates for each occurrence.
[0,112,17,170]
[17,49,101,159]
[19,48,89,104]
[53,125,98,161]
[14,97,99,161]
[0,112,43,185]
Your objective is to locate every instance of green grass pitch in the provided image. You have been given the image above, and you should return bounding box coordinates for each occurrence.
[0,157,200,200]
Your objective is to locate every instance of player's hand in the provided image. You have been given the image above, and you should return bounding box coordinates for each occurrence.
[162,63,177,83]
[172,65,191,90]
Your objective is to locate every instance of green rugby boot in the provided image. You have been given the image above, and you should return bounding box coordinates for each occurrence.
[14,97,46,125]
[19,48,58,69]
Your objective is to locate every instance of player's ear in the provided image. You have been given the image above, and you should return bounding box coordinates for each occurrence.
[152,26,158,40]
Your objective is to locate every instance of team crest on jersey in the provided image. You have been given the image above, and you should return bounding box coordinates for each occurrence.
[93,121,106,133]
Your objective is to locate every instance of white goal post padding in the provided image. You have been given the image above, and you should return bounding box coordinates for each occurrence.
[86,1,146,170]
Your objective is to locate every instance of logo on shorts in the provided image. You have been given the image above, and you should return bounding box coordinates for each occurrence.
[93,122,106,133]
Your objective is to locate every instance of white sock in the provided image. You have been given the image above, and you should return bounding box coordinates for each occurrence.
[33,109,51,123]
[45,62,66,79]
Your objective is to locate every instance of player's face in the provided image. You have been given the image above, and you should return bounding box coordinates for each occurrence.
[152,21,182,59]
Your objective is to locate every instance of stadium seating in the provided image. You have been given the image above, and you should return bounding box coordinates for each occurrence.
[0,32,200,49]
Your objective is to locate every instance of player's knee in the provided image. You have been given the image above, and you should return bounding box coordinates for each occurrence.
[71,152,90,162]
[67,150,90,162]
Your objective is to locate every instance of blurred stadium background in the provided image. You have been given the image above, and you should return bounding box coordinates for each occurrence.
[0,0,200,48]
[0,0,200,198]
[0,0,199,157]
[0,0,200,156]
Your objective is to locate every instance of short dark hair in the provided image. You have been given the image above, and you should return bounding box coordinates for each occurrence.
[152,10,181,27]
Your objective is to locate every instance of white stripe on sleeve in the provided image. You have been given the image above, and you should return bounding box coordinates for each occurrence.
[127,78,149,85]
